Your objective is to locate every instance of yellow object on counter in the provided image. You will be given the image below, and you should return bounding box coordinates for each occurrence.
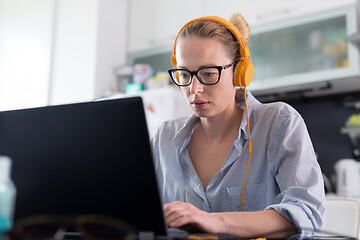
[347,114,360,127]
[187,236,266,240]
[188,235,218,240]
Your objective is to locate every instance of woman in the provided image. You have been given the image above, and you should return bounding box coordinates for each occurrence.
[151,13,325,238]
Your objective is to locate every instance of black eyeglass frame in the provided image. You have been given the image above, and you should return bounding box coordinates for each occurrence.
[168,62,236,87]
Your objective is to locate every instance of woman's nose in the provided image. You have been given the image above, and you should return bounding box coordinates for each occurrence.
[189,75,204,94]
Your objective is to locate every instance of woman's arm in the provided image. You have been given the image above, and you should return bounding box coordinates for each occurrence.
[163,201,297,239]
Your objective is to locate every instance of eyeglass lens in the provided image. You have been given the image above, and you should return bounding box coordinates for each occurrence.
[171,67,220,85]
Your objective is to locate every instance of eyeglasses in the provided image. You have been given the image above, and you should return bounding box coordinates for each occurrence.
[168,62,236,87]
[3,214,137,240]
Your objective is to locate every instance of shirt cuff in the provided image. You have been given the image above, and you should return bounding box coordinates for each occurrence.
[265,200,316,237]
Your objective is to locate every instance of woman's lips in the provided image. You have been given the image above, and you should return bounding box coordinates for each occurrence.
[191,101,209,110]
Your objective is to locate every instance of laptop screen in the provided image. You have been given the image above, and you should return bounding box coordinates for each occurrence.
[0,97,167,236]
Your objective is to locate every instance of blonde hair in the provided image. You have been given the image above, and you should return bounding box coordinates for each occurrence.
[177,13,250,63]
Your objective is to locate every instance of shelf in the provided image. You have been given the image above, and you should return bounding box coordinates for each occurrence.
[340,126,360,134]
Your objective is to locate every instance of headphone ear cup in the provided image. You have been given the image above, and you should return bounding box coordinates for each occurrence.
[234,61,254,87]
[242,61,254,87]
[234,62,244,87]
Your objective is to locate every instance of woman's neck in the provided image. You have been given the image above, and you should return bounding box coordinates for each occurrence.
[196,102,243,144]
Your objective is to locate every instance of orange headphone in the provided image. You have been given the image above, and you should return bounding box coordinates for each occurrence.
[170,16,254,88]
[171,16,253,211]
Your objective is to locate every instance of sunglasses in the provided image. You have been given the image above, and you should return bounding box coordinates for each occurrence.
[3,214,137,240]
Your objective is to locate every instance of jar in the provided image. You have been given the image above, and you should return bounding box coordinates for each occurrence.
[0,156,16,238]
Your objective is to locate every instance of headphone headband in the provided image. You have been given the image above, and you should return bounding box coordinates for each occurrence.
[171,16,250,67]
[170,15,254,88]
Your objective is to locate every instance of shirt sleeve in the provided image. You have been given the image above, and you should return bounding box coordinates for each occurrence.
[150,122,166,200]
[264,112,326,237]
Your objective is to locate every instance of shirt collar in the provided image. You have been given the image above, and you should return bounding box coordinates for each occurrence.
[173,114,199,153]
[236,88,261,142]
[173,89,262,152]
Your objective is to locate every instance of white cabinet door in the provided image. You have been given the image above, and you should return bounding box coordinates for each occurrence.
[204,0,356,26]
[128,0,357,53]
[50,0,128,104]
[128,0,205,53]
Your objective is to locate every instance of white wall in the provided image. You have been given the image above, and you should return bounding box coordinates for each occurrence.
[0,0,128,110]
[0,0,54,111]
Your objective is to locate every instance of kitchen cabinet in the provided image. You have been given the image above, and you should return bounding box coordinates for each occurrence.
[128,0,356,53]
[128,2,360,97]
[128,0,205,53]
[247,4,360,96]
[204,0,356,26]
[51,0,128,105]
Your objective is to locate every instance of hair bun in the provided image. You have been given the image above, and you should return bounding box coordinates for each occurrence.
[230,13,250,44]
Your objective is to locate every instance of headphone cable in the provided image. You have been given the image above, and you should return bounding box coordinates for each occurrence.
[240,86,252,211]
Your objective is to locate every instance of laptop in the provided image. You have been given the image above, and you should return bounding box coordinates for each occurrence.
[0,97,168,236]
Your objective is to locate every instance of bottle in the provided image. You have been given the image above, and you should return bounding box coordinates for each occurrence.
[0,156,16,239]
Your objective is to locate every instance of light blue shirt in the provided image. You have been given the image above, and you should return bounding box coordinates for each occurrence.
[151,89,325,236]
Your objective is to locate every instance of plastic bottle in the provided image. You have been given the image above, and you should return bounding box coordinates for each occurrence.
[0,156,16,239]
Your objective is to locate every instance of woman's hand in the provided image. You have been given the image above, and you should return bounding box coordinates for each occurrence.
[163,201,221,233]
[163,202,297,238]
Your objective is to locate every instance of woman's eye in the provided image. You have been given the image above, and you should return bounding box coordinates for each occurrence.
[180,73,189,78]
[204,72,215,76]
[202,71,218,77]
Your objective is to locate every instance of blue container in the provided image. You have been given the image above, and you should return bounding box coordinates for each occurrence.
[0,156,16,240]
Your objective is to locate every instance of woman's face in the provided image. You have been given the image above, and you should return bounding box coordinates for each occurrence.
[175,36,237,119]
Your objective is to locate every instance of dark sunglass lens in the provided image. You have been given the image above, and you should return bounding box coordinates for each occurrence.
[6,223,60,240]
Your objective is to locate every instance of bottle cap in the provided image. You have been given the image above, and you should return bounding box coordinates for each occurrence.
[0,156,12,182]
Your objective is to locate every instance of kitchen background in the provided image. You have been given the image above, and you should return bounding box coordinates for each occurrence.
[1,0,360,193]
